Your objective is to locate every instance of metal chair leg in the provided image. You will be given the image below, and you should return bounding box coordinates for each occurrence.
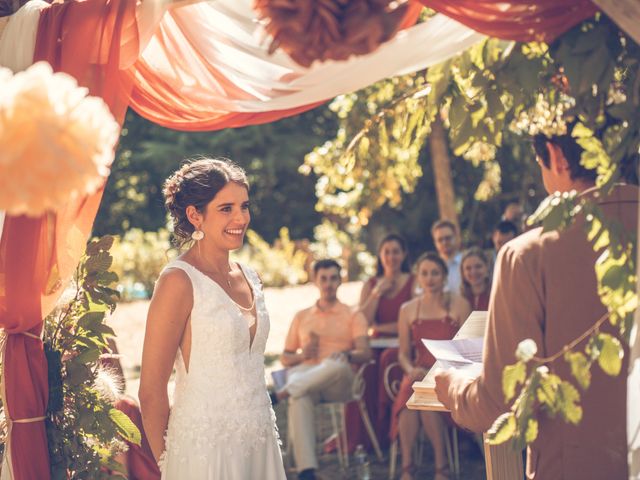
[283,418,295,471]
[452,427,460,475]
[329,404,346,469]
[340,403,349,468]
[389,439,398,479]
[443,426,454,473]
[358,399,384,462]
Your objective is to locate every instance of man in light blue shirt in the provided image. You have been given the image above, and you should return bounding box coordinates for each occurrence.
[431,219,462,294]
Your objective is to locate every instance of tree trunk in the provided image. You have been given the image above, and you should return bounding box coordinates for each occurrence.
[429,117,458,226]
[628,202,640,477]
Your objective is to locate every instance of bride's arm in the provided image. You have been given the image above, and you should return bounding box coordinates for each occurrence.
[139,268,193,463]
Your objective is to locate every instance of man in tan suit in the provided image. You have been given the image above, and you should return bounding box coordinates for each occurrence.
[434,127,638,479]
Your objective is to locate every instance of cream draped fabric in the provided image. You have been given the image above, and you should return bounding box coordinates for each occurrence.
[0,0,47,72]
[133,0,485,112]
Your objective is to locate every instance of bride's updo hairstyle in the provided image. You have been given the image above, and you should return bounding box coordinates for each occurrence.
[163,157,249,248]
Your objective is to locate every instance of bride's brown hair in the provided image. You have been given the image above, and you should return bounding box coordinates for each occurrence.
[163,157,249,248]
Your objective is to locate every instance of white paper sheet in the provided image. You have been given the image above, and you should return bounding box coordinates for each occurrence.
[422,337,484,377]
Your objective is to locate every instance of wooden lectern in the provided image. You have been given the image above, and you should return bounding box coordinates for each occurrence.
[407,311,524,480]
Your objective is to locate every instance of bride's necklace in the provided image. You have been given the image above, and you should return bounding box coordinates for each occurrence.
[199,264,255,312]
[199,264,233,289]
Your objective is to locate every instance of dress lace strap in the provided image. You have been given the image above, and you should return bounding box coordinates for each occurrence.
[164,259,194,277]
[237,263,260,292]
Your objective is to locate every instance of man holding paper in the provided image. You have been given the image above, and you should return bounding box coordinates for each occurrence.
[434,126,638,479]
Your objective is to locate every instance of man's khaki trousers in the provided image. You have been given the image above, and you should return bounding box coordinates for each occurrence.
[285,358,354,472]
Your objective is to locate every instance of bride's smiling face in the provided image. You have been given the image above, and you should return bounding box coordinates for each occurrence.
[189,182,250,251]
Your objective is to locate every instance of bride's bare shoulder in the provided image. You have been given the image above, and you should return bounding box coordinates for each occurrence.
[150,265,193,308]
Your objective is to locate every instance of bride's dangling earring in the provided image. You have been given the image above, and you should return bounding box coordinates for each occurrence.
[192,229,204,258]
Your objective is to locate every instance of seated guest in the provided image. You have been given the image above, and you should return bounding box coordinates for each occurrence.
[430,220,463,293]
[489,220,518,272]
[360,233,414,337]
[460,247,492,310]
[277,259,371,480]
[501,200,525,231]
[356,233,415,450]
[391,253,471,480]
[492,220,518,253]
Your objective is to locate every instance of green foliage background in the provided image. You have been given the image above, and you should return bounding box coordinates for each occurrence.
[96,105,545,262]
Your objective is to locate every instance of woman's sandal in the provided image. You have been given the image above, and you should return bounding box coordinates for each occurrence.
[399,464,416,480]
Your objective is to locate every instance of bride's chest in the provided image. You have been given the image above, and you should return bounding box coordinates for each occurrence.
[190,294,269,352]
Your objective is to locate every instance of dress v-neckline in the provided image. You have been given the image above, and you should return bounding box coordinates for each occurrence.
[176,260,259,351]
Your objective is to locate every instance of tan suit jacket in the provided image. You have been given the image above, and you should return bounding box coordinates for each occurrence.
[448,184,638,479]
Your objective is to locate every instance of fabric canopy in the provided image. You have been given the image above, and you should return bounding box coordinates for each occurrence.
[128,0,484,130]
[0,1,604,479]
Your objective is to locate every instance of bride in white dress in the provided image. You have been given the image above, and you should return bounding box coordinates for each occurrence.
[139,158,286,479]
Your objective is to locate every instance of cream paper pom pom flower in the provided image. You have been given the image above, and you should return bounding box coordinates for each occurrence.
[0,62,119,216]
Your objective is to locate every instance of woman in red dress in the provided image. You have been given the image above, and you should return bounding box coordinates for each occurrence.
[460,247,492,311]
[345,233,414,451]
[391,252,471,480]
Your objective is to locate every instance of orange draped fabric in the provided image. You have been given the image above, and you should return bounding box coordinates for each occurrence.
[126,1,422,131]
[129,87,325,132]
[419,0,598,43]
[0,1,138,479]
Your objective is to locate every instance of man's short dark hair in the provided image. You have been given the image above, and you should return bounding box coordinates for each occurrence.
[532,123,597,182]
[493,220,518,237]
[430,219,457,237]
[313,259,341,275]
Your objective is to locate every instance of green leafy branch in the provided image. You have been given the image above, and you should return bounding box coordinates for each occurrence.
[44,236,140,479]
[488,310,620,449]
[419,13,637,450]
[302,74,435,224]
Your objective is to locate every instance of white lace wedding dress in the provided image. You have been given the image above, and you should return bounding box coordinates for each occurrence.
[159,260,285,479]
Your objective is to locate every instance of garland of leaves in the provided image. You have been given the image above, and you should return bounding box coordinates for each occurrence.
[43,235,140,479]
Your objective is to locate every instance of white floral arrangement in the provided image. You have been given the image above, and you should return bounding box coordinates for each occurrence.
[511,92,575,138]
[463,140,497,165]
[0,62,119,216]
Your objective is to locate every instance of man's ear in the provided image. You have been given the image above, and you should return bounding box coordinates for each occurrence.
[186,205,202,229]
[546,141,569,173]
